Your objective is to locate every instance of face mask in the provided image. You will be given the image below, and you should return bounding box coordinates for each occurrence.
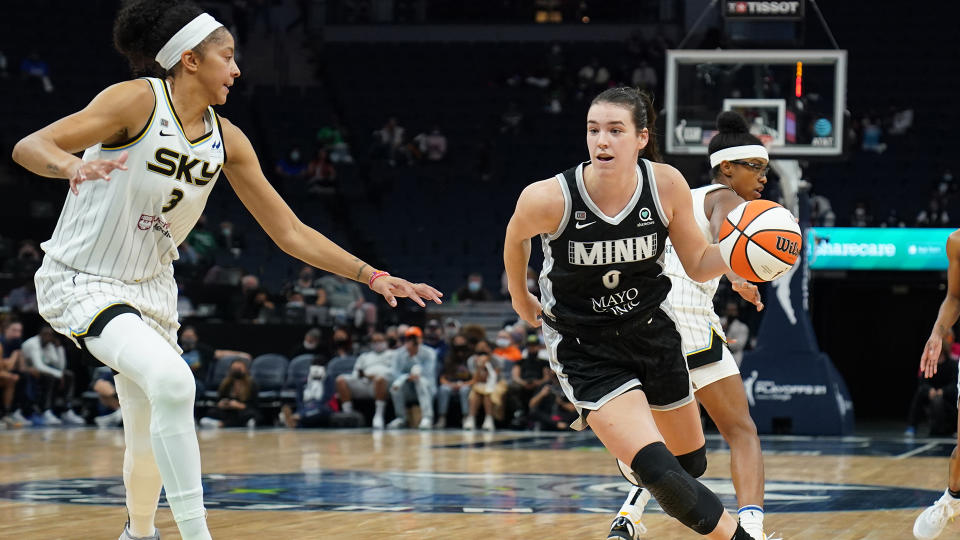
[230,369,245,379]
[527,278,537,290]
[303,340,317,350]
[387,337,398,349]
[468,282,481,292]
[372,342,387,353]
[495,338,511,348]
[181,338,197,349]
[221,227,232,236]
[334,338,349,347]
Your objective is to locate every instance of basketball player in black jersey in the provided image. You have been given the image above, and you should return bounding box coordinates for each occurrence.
[504,87,753,539]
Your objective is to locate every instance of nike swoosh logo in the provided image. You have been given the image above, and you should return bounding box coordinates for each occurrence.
[575,221,596,229]
[160,130,175,137]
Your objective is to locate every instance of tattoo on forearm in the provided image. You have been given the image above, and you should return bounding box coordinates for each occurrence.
[46,163,61,175]
[355,262,369,281]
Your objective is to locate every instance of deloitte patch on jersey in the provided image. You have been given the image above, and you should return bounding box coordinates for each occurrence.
[0,471,940,514]
[568,234,658,266]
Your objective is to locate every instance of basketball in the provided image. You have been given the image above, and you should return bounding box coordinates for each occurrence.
[718,200,801,282]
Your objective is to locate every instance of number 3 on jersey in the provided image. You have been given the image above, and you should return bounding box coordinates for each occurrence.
[162,188,184,212]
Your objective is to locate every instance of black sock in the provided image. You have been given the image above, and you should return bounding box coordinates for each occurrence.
[949,487,960,499]
[731,524,752,540]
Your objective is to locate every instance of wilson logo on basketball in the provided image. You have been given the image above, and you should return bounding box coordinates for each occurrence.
[775,236,800,257]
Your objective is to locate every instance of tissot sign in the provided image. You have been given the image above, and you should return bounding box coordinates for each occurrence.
[724,1,805,20]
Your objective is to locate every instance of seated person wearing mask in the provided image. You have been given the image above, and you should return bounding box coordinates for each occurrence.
[336,332,395,429]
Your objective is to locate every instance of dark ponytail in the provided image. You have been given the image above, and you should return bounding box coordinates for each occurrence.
[113,0,223,77]
[590,87,662,163]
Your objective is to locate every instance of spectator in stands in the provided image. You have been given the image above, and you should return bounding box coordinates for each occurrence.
[882,208,906,228]
[501,266,539,298]
[179,326,251,398]
[236,274,276,323]
[528,371,578,431]
[275,146,308,183]
[388,326,437,429]
[290,327,328,364]
[809,191,837,227]
[329,326,355,361]
[435,334,473,428]
[916,198,950,227]
[4,279,38,313]
[306,148,337,196]
[283,266,329,324]
[493,329,522,365]
[545,43,565,78]
[500,102,523,135]
[3,240,42,280]
[464,350,501,431]
[22,327,84,425]
[414,125,448,163]
[422,319,448,367]
[906,332,959,437]
[281,363,332,428]
[317,273,376,330]
[176,278,196,318]
[860,117,886,153]
[888,105,914,136]
[372,117,405,166]
[507,333,550,428]
[200,358,259,428]
[631,58,658,92]
[720,302,750,366]
[20,51,53,93]
[455,273,492,303]
[336,332,394,429]
[186,215,218,261]
[578,57,610,91]
[217,220,244,256]
[384,326,401,350]
[317,117,354,164]
[92,370,123,428]
[0,340,21,427]
[849,201,874,227]
[0,319,29,426]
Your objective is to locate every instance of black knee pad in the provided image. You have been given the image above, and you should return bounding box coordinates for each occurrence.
[630,442,724,535]
[675,444,708,478]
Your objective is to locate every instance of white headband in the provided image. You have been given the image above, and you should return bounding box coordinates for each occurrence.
[154,13,224,71]
[709,145,769,168]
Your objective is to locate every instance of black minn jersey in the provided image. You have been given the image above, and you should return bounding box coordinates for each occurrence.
[538,159,671,330]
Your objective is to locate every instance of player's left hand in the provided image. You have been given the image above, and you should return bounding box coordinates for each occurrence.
[920,332,942,378]
[731,280,764,311]
[69,150,128,195]
[371,275,443,308]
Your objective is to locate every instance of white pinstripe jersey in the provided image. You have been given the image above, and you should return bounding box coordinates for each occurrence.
[663,184,731,349]
[41,77,225,282]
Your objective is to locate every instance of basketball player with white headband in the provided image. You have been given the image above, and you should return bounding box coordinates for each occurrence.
[12,2,441,539]
[610,111,775,540]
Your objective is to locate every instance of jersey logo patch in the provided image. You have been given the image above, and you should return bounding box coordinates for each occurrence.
[147,147,222,186]
[574,221,596,230]
[575,211,587,220]
[637,207,654,227]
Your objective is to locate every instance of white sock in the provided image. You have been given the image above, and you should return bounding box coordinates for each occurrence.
[617,486,651,524]
[738,506,764,539]
[374,400,385,417]
[342,401,354,413]
[177,515,212,540]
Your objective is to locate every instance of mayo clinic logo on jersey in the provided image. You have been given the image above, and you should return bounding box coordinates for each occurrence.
[637,207,654,227]
[743,370,827,407]
[138,214,172,239]
[568,234,658,266]
[591,287,641,316]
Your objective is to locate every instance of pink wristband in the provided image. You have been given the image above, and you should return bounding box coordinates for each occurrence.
[368,270,390,289]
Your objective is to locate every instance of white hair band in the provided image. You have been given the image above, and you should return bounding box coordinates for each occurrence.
[154,13,224,71]
[709,145,769,168]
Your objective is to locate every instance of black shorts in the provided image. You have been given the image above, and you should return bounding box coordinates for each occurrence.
[542,307,693,429]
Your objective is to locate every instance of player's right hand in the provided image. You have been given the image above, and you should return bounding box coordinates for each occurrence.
[69,150,128,195]
[512,291,542,328]
[920,332,942,378]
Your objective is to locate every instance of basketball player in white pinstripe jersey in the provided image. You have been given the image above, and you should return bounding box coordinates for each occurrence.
[12,2,441,539]
[612,112,774,540]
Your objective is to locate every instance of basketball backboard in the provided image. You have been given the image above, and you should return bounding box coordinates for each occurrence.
[665,49,847,157]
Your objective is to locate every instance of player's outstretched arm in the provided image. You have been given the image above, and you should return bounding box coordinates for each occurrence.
[707,189,763,311]
[503,180,563,327]
[12,80,153,194]
[921,230,960,377]
[656,163,729,283]
[219,117,442,308]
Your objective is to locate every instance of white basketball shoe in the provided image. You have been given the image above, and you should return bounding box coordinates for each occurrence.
[914,490,960,539]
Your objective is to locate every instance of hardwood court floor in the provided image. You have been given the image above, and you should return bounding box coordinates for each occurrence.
[0,427,956,539]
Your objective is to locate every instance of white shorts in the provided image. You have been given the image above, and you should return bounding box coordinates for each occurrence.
[690,344,741,390]
[34,256,180,350]
[342,374,375,400]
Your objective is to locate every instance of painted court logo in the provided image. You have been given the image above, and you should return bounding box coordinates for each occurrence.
[0,471,940,514]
